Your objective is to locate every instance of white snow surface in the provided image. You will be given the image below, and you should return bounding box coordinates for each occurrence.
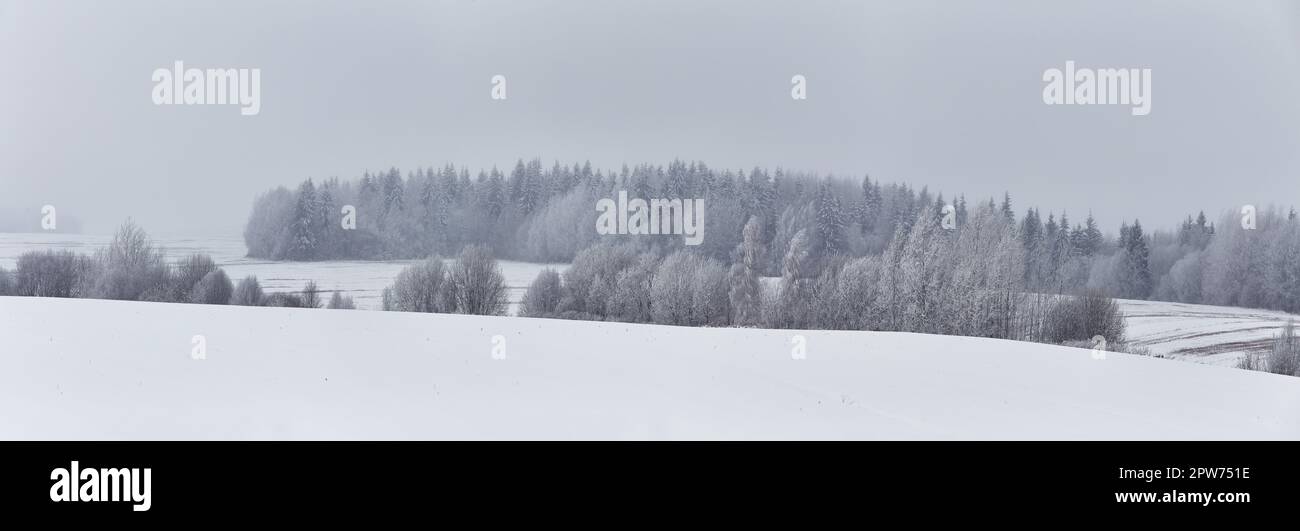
[1118,299,1300,366]
[2,296,1298,440]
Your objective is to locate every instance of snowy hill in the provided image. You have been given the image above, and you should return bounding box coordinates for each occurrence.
[1,296,1298,440]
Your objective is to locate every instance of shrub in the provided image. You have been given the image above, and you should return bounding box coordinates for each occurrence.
[139,280,176,302]
[264,292,305,308]
[607,255,658,323]
[447,245,509,315]
[650,252,696,325]
[384,258,448,312]
[0,266,11,296]
[172,254,218,302]
[560,242,642,316]
[1042,291,1125,344]
[520,269,564,317]
[692,258,731,327]
[1265,321,1300,376]
[14,250,95,297]
[327,291,356,309]
[88,220,170,301]
[1236,352,1266,372]
[831,256,884,330]
[650,251,730,326]
[301,281,323,309]
[190,269,234,304]
[230,275,265,306]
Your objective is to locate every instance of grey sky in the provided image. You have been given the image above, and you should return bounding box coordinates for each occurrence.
[2,0,1298,236]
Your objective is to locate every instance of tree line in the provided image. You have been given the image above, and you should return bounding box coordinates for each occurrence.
[0,220,356,309]
[510,203,1128,349]
[244,158,1300,317]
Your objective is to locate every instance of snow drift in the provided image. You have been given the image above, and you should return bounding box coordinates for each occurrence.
[1,296,1298,440]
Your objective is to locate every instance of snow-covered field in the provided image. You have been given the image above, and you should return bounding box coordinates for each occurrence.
[3,233,1297,370]
[1118,299,1300,367]
[1,296,1298,439]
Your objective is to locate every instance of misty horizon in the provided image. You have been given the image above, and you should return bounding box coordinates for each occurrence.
[3,0,1299,237]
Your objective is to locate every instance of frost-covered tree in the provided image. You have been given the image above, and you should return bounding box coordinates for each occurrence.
[326,290,356,309]
[173,253,218,302]
[650,251,697,325]
[560,242,643,317]
[230,275,265,306]
[1000,192,1015,223]
[728,216,765,326]
[520,268,564,317]
[13,250,94,298]
[190,269,233,305]
[447,245,509,316]
[1268,321,1300,376]
[1155,250,1203,303]
[773,229,816,328]
[301,280,323,309]
[608,254,658,323]
[264,292,306,308]
[243,187,294,259]
[1242,320,1300,377]
[315,181,340,259]
[894,205,946,333]
[832,255,884,330]
[1041,291,1125,344]
[814,179,847,256]
[285,179,320,261]
[1115,220,1153,299]
[381,167,404,214]
[90,220,170,301]
[650,251,729,326]
[384,258,448,313]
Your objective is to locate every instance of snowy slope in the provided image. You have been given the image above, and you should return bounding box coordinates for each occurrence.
[2,296,1298,440]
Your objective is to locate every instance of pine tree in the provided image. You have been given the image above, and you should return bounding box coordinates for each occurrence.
[440,164,459,205]
[287,179,320,260]
[508,159,527,206]
[518,158,544,214]
[1051,212,1073,274]
[663,159,689,198]
[1020,208,1043,251]
[1080,214,1103,257]
[382,167,404,213]
[420,171,447,253]
[315,181,337,259]
[857,175,876,234]
[814,180,846,256]
[1122,220,1153,298]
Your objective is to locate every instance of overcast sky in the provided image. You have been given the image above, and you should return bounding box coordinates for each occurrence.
[2,0,1298,236]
